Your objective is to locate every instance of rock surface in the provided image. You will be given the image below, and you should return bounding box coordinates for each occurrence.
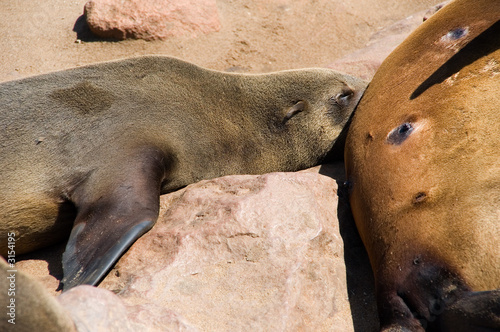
[15,164,377,331]
[58,285,133,332]
[0,258,76,332]
[97,164,377,331]
[84,0,221,40]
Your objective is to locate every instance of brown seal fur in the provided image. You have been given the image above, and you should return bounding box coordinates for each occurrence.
[345,0,500,331]
[0,56,366,290]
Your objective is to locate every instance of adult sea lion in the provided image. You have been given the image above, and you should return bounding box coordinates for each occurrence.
[344,0,500,331]
[0,56,366,291]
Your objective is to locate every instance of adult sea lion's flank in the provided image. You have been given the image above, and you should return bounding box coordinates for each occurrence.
[345,0,500,331]
[0,55,366,291]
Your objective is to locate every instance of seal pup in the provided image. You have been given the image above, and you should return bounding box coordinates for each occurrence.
[344,0,500,331]
[0,56,367,290]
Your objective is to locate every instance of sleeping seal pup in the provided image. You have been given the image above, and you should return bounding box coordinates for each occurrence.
[0,55,366,290]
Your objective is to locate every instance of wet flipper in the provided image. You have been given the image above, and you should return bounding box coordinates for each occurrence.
[61,219,154,291]
[61,188,160,291]
[61,146,171,291]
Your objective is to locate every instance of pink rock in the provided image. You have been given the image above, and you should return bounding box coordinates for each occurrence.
[84,0,221,40]
[58,285,133,331]
[126,303,199,331]
[97,164,378,331]
[13,164,376,331]
[0,258,76,332]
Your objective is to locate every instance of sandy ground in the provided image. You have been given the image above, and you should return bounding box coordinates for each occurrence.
[1,0,438,82]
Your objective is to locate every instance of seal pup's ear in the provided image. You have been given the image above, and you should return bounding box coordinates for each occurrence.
[283,101,306,124]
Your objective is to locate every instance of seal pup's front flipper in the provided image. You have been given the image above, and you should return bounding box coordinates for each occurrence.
[61,218,154,291]
[61,146,172,291]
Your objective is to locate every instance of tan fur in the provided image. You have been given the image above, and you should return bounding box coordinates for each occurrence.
[345,0,499,330]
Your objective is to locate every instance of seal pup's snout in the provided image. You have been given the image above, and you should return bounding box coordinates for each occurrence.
[344,79,368,113]
[332,86,355,107]
[329,78,368,118]
[326,81,366,127]
[351,84,366,111]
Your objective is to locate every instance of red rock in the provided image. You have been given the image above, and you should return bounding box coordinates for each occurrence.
[84,0,221,40]
[126,303,199,331]
[13,164,377,331]
[58,285,133,331]
[0,258,76,332]
[97,164,378,331]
